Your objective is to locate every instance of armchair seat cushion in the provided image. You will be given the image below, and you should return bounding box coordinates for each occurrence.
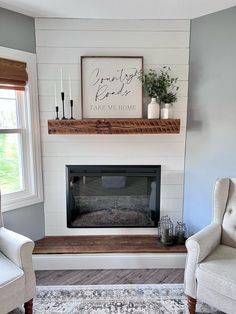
[196,244,236,299]
[0,252,24,286]
[0,252,25,313]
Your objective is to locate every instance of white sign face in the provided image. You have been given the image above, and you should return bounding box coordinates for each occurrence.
[81,57,143,118]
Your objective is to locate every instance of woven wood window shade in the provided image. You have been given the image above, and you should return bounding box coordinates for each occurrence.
[0,58,28,91]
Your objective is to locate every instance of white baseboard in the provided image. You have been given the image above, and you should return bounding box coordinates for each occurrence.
[33,253,186,270]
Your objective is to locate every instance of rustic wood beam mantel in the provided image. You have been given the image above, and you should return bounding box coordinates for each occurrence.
[48,119,180,135]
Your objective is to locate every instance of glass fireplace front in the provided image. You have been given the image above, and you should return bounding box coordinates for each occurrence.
[66,165,161,228]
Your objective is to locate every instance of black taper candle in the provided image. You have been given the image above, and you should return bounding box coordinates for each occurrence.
[55,106,59,120]
[70,99,75,120]
[61,92,67,120]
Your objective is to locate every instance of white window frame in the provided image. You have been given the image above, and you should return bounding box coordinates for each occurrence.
[0,46,43,212]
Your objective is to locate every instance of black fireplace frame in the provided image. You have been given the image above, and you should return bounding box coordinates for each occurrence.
[66,165,161,228]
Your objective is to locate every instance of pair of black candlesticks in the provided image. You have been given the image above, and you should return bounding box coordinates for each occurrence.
[55,92,75,120]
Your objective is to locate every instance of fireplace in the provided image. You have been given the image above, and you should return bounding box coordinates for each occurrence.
[66,165,161,228]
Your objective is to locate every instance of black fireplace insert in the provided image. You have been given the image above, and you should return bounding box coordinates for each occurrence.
[66,165,161,228]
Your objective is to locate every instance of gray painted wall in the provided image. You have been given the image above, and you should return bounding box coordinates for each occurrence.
[0,7,36,53]
[184,6,236,235]
[3,203,44,240]
[0,7,44,240]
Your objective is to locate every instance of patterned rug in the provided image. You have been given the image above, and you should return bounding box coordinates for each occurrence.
[11,284,223,313]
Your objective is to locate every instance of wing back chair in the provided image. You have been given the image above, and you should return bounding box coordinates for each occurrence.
[185,178,236,314]
[0,194,36,314]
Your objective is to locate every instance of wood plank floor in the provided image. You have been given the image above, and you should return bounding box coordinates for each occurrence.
[34,235,187,254]
[36,269,184,285]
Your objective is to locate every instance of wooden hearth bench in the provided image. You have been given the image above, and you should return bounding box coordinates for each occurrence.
[33,235,186,254]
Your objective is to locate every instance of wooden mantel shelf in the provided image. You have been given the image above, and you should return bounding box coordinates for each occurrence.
[48,118,180,135]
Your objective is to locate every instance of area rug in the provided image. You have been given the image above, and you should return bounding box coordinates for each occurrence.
[11,284,223,313]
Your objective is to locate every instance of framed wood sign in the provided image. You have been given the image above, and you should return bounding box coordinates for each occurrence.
[81,56,143,118]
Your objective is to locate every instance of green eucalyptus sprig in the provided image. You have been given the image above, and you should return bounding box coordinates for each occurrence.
[158,67,179,104]
[138,69,163,98]
[160,92,177,104]
[138,66,179,104]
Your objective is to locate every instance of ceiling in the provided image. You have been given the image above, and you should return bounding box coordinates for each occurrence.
[1,0,236,19]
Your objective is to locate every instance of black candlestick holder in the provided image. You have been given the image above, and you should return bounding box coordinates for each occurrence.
[55,106,59,120]
[61,92,67,120]
[70,99,75,120]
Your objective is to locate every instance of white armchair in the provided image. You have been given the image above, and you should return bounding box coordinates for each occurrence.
[184,178,236,314]
[0,195,36,314]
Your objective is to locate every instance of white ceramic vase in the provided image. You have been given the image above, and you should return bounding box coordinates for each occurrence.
[161,103,173,119]
[148,97,160,119]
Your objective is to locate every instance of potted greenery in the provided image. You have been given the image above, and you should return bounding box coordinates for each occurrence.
[158,67,179,119]
[139,67,179,119]
[138,69,162,119]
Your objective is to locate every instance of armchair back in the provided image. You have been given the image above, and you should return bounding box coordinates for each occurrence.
[213,178,236,248]
[222,179,236,248]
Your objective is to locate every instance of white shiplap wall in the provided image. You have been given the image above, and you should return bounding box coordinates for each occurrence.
[35,18,190,236]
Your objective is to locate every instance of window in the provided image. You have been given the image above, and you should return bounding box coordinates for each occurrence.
[0,47,43,212]
[0,90,24,194]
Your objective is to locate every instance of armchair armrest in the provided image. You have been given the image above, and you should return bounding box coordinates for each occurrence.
[0,227,36,301]
[0,227,34,268]
[186,222,221,263]
[184,223,221,298]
